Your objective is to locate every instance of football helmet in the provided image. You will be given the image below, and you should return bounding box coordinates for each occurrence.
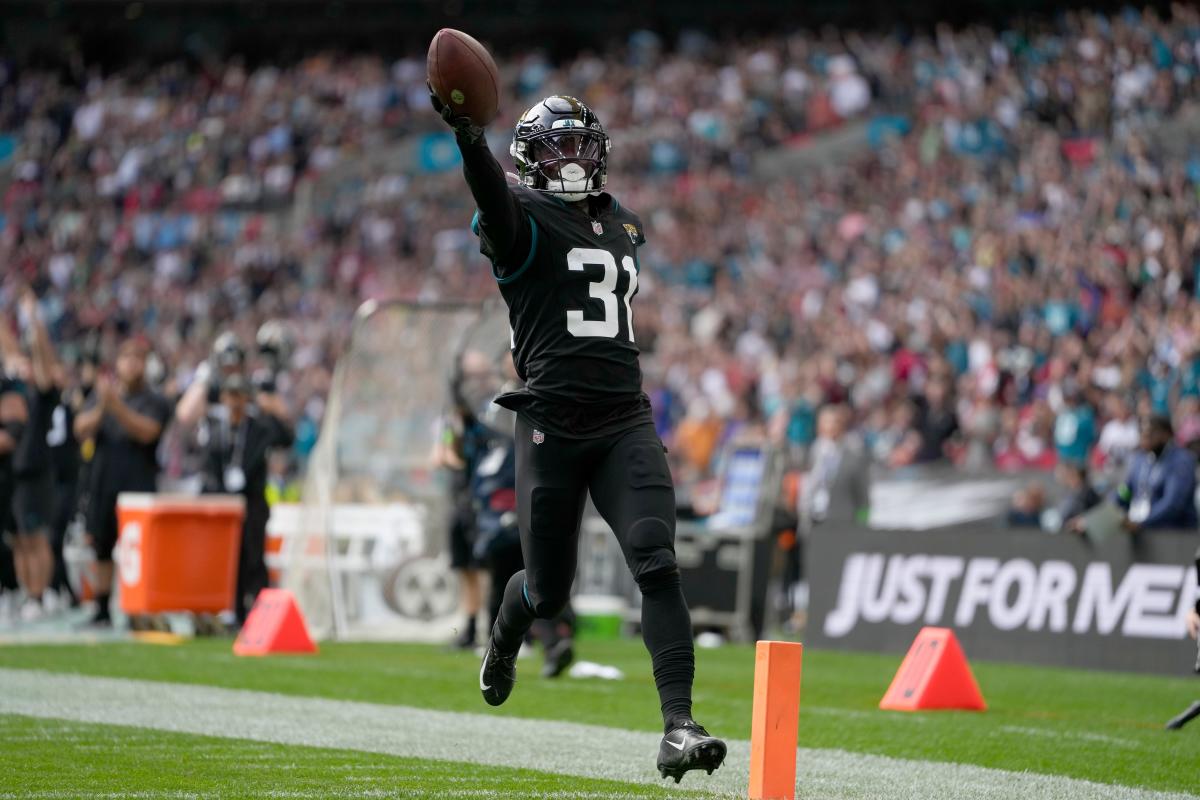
[510,95,609,201]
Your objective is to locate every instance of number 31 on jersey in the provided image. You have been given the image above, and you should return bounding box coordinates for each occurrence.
[566,247,638,342]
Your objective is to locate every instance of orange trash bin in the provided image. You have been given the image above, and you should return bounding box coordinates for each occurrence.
[116,493,246,614]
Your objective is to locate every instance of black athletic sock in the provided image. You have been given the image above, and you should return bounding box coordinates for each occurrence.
[464,614,477,641]
[93,593,112,621]
[638,568,695,732]
[491,570,535,653]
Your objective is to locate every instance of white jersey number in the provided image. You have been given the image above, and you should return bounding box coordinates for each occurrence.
[565,247,638,342]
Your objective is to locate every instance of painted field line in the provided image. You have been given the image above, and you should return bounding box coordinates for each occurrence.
[998,725,1142,749]
[0,668,1192,800]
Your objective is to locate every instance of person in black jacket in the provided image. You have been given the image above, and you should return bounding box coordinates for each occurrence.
[199,373,293,626]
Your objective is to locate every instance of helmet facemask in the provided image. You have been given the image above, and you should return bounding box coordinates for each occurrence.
[511,103,610,202]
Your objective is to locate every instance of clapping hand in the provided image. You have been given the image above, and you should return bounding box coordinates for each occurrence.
[96,374,117,410]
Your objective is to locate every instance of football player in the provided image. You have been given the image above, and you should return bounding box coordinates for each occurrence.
[432,90,727,782]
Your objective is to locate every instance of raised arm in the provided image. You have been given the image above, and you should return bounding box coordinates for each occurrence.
[0,386,27,456]
[74,396,103,441]
[174,362,212,427]
[430,87,532,271]
[0,315,20,369]
[20,291,55,392]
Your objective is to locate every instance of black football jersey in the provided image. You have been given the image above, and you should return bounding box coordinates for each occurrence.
[473,186,652,437]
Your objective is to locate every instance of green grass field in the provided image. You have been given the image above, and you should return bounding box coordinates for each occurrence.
[1,638,1197,799]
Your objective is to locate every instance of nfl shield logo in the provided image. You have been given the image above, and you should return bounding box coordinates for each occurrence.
[592,220,603,235]
[532,429,545,445]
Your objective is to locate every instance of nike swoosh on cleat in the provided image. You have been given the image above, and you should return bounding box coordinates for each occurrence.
[666,739,686,751]
[480,650,491,692]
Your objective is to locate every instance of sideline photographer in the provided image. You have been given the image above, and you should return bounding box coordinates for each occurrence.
[177,322,293,428]
[180,323,294,626]
[176,331,251,428]
[198,373,293,626]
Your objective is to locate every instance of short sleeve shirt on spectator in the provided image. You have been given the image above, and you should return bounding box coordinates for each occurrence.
[88,390,174,497]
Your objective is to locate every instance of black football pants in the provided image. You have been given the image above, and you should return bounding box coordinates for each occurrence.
[491,416,694,729]
[235,509,270,625]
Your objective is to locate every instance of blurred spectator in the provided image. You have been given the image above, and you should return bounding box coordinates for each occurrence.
[1175,396,1200,452]
[960,392,1001,472]
[801,404,869,528]
[1007,482,1046,528]
[915,379,959,463]
[1054,386,1097,467]
[1050,463,1101,533]
[0,363,27,616]
[673,398,724,482]
[1115,415,1198,531]
[264,451,300,505]
[434,350,497,650]
[8,292,60,619]
[877,400,922,468]
[73,338,172,626]
[1095,395,1139,476]
[47,358,85,609]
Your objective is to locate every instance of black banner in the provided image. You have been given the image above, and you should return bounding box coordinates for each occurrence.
[807,527,1200,675]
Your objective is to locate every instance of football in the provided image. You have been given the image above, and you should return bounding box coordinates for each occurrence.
[428,28,500,126]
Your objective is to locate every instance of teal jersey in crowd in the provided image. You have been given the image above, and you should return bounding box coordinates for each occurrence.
[1054,405,1096,465]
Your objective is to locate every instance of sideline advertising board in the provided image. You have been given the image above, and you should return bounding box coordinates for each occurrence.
[807,526,1199,675]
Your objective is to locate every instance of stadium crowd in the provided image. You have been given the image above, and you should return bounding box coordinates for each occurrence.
[3,5,1200,619]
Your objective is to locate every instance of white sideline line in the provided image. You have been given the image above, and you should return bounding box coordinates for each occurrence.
[0,668,1192,800]
[998,725,1141,749]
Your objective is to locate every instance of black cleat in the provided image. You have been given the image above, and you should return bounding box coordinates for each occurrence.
[540,638,575,679]
[657,719,726,784]
[1165,700,1200,730]
[479,640,519,706]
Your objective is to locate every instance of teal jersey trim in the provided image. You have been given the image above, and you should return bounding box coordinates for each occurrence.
[472,210,538,285]
[494,216,539,285]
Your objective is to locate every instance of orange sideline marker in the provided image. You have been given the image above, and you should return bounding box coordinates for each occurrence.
[879,627,985,712]
[233,589,318,656]
[748,640,803,800]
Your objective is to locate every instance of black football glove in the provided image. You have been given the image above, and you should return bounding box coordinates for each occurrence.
[429,83,484,144]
